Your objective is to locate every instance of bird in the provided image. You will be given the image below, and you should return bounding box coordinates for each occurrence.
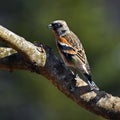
[48,20,99,90]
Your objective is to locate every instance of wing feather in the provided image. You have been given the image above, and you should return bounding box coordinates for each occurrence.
[57,31,91,74]
[63,31,87,64]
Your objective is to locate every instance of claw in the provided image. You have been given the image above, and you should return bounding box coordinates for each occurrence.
[87,80,99,90]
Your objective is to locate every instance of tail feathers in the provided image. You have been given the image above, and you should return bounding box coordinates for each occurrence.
[83,73,99,90]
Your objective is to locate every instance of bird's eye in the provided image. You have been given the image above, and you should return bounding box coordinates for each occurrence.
[57,23,63,27]
[53,23,63,28]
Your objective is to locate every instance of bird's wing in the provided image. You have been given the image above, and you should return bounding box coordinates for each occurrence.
[59,31,86,64]
[57,31,91,74]
[57,36,77,55]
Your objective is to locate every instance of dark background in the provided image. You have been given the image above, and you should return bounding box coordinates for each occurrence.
[0,0,120,120]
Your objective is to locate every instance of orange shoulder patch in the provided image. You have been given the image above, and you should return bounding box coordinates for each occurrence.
[58,36,71,46]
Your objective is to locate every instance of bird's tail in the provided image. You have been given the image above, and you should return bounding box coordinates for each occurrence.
[83,73,99,90]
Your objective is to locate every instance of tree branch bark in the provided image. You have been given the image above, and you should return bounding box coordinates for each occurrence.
[0,25,119,120]
[0,25,46,67]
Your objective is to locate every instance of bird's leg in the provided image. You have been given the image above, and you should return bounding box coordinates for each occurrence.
[83,73,99,90]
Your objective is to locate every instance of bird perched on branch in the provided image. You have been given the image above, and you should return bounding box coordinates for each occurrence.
[48,20,99,90]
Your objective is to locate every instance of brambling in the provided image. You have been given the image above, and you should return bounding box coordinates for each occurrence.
[48,20,99,90]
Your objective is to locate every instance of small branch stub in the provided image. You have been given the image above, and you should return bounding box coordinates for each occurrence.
[0,47,17,58]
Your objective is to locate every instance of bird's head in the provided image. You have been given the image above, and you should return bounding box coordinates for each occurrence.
[48,20,70,36]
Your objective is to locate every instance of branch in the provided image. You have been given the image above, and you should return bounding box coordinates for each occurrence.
[0,47,17,58]
[0,25,120,120]
[0,25,46,67]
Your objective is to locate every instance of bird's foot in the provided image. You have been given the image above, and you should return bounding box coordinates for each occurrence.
[87,80,99,91]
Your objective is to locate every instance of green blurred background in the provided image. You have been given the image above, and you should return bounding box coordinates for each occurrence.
[0,0,120,120]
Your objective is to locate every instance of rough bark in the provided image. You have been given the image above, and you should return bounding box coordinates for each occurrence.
[0,25,120,120]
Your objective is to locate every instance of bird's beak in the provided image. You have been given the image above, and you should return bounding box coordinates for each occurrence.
[48,23,53,29]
